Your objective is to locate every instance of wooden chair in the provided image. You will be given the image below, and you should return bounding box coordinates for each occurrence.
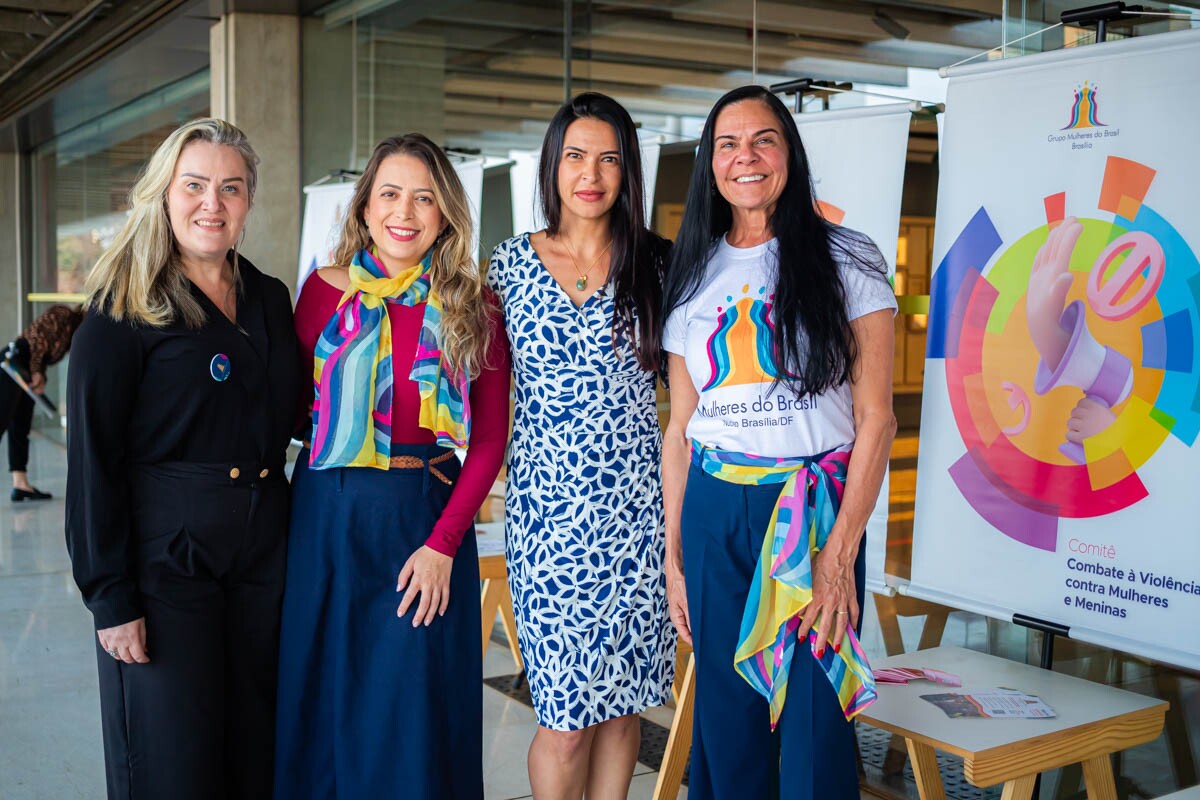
[476,520,522,673]
[652,638,695,800]
[1040,638,1196,798]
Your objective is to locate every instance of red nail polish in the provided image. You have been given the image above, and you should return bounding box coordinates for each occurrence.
[834,642,841,654]
[817,647,825,659]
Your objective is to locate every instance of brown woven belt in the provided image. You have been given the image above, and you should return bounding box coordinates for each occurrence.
[300,443,456,485]
[391,451,456,485]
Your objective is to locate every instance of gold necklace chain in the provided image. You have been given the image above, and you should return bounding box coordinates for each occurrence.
[560,236,612,291]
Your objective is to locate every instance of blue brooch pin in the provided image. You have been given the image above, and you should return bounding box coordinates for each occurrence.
[210,353,231,382]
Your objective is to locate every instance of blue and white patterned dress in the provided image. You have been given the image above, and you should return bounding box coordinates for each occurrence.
[487,233,675,731]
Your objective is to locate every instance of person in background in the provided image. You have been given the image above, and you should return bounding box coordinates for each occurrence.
[487,92,675,800]
[0,303,84,501]
[275,133,510,800]
[661,85,897,798]
[66,118,297,800]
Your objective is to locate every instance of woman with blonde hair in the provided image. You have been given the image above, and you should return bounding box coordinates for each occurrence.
[274,133,510,799]
[66,117,298,799]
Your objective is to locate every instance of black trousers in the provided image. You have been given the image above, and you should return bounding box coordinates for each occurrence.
[0,338,34,472]
[96,460,288,800]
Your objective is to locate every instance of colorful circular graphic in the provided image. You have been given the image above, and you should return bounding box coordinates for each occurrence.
[210,353,231,382]
[928,156,1200,551]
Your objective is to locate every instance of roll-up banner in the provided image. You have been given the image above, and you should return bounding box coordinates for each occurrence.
[297,182,355,290]
[454,158,484,262]
[911,28,1200,670]
[508,149,542,238]
[795,103,910,596]
[641,141,662,223]
[296,157,487,292]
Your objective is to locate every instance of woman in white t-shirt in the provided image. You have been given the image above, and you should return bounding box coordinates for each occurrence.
[661,85,897,799]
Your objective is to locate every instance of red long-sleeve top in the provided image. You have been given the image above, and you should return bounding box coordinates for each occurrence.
[293,271,511,556]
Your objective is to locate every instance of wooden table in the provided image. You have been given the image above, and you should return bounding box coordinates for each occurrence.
[859,646,1167,800]
[1155,787,1200,799]
[475,521,522,672]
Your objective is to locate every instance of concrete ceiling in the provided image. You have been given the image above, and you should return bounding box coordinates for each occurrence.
[4,0,1198,155]
[334,0,1006,154]
[0,0,91,67]
[310,0,1199,155]
[0,0,197,129]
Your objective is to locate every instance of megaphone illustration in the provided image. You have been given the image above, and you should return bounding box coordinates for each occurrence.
[1033,300,1132,463]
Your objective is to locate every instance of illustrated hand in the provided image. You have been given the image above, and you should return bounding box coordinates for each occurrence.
[396,545,452,627]
[797,549,859,658]
[1026,216,1083,372]
[97,618,150,664]
[28,372,46,394]
[1065,397,1116,444]
[665,560,691,645]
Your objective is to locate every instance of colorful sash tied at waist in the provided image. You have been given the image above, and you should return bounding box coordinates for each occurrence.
[691,441,877,728]
[310,248,471,470]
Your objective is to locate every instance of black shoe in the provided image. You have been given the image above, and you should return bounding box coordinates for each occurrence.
[11,487,51,502]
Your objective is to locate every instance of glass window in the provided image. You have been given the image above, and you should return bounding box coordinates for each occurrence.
[30,70,210,297]
[26,68,209,438]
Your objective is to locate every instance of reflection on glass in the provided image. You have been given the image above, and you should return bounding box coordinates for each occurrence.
[28,70,209,435]
[32,70,210,296]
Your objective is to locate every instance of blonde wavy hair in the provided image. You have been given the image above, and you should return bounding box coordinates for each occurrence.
[333,134,491,376]
[85,118,259,328]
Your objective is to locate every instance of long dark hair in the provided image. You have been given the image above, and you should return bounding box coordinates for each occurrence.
[538,92,667,372]
[663,85,885,397]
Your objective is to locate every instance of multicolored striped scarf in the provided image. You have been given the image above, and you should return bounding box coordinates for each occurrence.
[310,248,470,469]
[691,441,877,728]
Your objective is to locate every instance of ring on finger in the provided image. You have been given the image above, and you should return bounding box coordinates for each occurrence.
[834,610,849,616]
[107,648,119,658]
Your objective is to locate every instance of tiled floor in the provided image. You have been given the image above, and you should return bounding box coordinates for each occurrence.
[0,435,685,800]
[5,433,1193,799]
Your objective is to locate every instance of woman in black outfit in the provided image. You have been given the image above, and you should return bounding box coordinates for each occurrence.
[1,302,84,500]
[66,118,297,800]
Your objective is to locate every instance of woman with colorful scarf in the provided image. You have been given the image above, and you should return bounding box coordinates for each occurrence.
[661,86,897,798]
[274,134,510,799]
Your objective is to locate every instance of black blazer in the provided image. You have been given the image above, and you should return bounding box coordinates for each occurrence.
[65,255,299,629]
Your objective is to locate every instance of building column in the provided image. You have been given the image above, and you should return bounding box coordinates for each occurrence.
[210,12,301,293]
[0,143,23,336]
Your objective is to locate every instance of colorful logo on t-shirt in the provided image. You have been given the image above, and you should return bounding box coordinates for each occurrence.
[703,285,777,390]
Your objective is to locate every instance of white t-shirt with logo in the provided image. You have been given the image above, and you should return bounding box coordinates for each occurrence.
[662,232,897,458]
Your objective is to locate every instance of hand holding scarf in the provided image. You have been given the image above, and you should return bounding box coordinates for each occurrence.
[692,442,877,728]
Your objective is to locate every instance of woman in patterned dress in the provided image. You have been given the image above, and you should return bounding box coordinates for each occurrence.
[487,92,675,799]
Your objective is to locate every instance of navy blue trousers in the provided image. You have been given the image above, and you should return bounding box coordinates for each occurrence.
[682,465,864,800]
[274,445,482,799]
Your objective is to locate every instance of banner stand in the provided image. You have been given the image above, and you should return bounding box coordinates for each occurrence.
[779,97,934,599]
[911,24,1200,677]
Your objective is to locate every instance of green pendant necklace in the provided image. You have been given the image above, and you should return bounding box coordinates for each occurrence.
[562,236,612,292]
